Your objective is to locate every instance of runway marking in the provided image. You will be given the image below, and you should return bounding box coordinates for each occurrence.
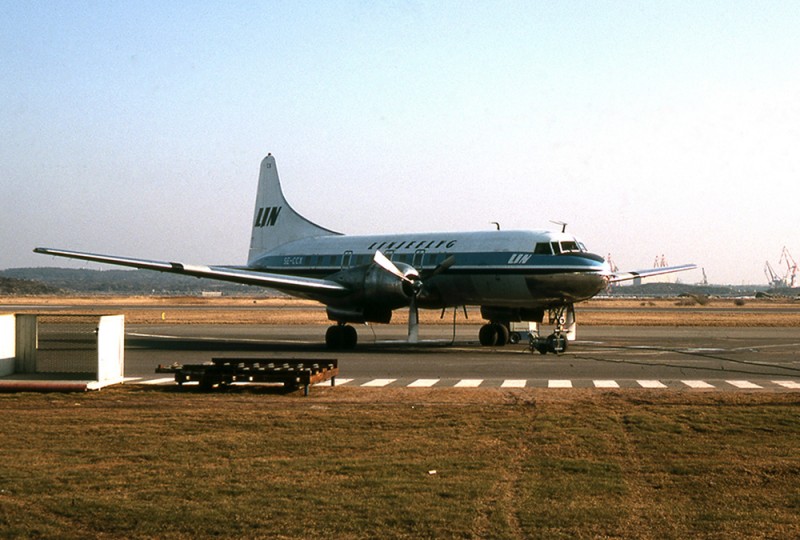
[315,378,353,387]
[593,380,619,388]
[726,380,763,389]
[682,380,715,389]
[140,377,175,385]
[361,378,397,387]
[127,377,795,392]
[408,379,439,388]
[454,379,483,388]
[637,380,667,389]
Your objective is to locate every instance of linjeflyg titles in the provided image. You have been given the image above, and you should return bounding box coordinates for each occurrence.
[366,238,458,251]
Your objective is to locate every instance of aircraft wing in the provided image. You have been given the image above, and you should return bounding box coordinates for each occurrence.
[609,264,697,283]
[33,247,350,296]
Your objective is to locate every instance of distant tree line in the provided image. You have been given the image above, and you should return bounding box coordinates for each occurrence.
[0,268,265,296]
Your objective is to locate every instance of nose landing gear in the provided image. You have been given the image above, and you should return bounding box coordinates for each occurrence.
[528,304,575,355]
[529,329,568,355]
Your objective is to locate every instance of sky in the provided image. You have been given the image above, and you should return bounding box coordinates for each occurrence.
[2,1,799,285]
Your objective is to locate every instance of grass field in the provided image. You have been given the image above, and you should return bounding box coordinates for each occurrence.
[1,296,799,538]
[1,387,798,539]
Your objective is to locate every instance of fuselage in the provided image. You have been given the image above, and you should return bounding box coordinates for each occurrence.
[248,229,610,310]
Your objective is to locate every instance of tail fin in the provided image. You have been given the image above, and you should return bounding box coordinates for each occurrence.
[248,154,341,264]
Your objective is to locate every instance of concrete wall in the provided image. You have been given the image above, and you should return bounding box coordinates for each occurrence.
[14,315,38,374]
[0,315,14,376]
[97,315,125,383]
[0,314,124,385]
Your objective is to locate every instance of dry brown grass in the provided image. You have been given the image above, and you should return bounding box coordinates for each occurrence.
[0,388,797,539]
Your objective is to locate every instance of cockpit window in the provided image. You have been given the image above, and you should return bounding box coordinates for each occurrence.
[534,243,553,255]
[550,242,561,254]
[560,241,580,253]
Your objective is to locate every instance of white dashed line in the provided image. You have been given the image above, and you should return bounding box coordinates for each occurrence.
[141,377,175,385]
[128,377,791,392]
[314,378,353,387]
[726,380,762,389]
[637,380,667,389]
[682,380,715,389]
[593,380,619,388]
[407,379,438,388]
[773,380,800,389]
[361,378,396,387]
[454,379,483,387]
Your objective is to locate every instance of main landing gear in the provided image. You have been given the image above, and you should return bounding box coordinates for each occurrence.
[325,324,358,350]
[478,323,511,347]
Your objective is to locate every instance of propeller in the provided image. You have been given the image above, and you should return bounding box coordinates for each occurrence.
[372,251,454,343]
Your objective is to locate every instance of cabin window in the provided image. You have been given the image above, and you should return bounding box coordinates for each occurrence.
[534,243,552,255]
[341,251,353,269]
[551,242,561,254]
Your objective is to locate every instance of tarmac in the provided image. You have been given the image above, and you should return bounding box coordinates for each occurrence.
[123,324,800,392]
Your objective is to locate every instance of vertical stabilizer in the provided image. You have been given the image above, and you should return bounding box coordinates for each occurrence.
[248,154,340,264]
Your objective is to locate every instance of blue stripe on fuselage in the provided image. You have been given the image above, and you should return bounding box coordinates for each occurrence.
[249,251,607,277]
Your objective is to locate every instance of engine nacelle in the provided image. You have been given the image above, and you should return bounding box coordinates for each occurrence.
[327,261,420,323]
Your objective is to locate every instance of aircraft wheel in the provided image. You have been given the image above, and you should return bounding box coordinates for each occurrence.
[326,325,358,350]
[478,324,498,346]
[547,333,567,354]
[494,324,510,346]
[509,332,521,344]
[342,325,358,349]
[325,326,343,349]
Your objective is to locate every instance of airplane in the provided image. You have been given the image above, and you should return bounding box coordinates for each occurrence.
[35,153,696,353]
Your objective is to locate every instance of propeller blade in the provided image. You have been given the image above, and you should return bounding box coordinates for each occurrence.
[429,255,455,278]
[408,295,419,343]
[373,250,411,283]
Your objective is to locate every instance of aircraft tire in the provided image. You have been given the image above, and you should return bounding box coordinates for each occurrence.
[478,324,498,346]
[494,324,510,346]
[325,326,344,349]
[326,325,358,350]
[547,333,567,354]
[343,325,358,349]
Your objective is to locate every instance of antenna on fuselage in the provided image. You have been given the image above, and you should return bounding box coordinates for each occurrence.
[490,222,500,231]
[550,220,567,233]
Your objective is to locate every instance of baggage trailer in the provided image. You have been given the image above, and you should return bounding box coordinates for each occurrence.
[156,357,338,395]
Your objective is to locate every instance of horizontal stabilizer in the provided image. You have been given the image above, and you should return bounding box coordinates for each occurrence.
[33,247,350,295]
[610,264,697,283]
